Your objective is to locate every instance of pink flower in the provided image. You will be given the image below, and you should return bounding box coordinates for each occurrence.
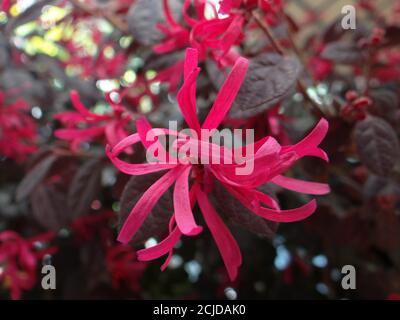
[106,48,330,281]
[1,0,11,13]
[155,0,244,65]
[0,92,38,162]
[153,0,286,92]
[219,0,283,25]
[62,34,127,80]
[0,231,56,300]
[54,90,133,152]
[106,244,147,292]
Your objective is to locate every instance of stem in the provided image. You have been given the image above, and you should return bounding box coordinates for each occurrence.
[252,9,325,117]
[252,11,285,55]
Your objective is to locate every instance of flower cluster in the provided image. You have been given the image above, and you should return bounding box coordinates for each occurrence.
[54,90,133,152]
[0,231,56,300]
[107,48,330,280]
[0,92,38,162]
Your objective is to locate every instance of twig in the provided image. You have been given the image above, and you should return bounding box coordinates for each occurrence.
[252,10,285,55]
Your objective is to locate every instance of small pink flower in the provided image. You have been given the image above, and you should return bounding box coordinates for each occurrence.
[106,48,330,281]
[154,0,244,68]
[54,90,133,152]
[0,92,38,162]
[154,0,286,92]
[1,0,11,13]
[106,244,147,292]
[0,231,56,300]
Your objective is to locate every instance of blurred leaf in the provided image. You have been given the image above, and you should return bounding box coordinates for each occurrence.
[368,89,399,124]
[230,53,301,118]
[67,158,103,218]
[321,41,366,64]
[355,116,400,176]
[16,154,58,201]
[383,26,400,47]
[322,17,346,43]
[30,183,69,231]
[213,180,279,239]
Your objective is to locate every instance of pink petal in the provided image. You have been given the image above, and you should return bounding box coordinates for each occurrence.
[174,166,203,236]
[54,127,104,141]
[218,0,242,14]
[202,56,249,129]
[196,188,242,281]
[137,226,181,262]
[176,64,201,133]
[110,133,140,155]
[162,0,180,27]
[282,118,329,161]
[106,144,176,176]
[225,184,317,222]
[136,117,173,162]
[137,184,200,269]
[184,48,199,80]
[104,120,119,147]
[183,0,199,27]
[256,200,317,222]
[70,90,107,120]
[271,175,330,195]
[117,165,186,244]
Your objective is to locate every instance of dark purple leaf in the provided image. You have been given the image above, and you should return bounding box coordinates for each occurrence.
[127,0,182,47]
[230,53,301,118]
[363,175,400,200]
[355,116,400,176]
[213,180,279,239]
[16,155,58,201]
[30,184,69,231]
[383,26,400,47]
[322,17,346,43]
[321,41,367,64]
[368,89,399,123]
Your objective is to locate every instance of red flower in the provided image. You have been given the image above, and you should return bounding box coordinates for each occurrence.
[106,48,330,281]
[54,90,133,152]
[155,0,244,66]
[219,0,283,25]
[62,35,127,80]
[1,0,12,13]
[0,92,38,162]
[0,231,56,300]
[106,245,147,292]
[153,0,286,91]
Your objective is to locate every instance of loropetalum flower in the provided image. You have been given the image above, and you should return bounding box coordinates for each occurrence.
[0,92,38,162]
[106,244,147,292]
[152,0,244,92]
[62,33,127,80]
[1,0,12,13]
[106,48,330,280]
[219,0,283,25]
[54,90,132,152]
[155,0,244,65]
[0,231,56,300]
